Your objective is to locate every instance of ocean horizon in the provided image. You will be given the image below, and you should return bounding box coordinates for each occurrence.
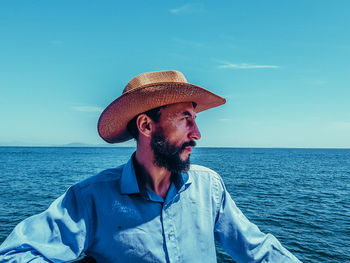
[1,144,350,149]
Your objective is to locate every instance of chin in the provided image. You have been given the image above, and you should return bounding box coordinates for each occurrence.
[180,153,190,161]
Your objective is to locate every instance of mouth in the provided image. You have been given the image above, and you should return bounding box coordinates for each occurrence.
[181,141,196,154]
[184,146,192,153]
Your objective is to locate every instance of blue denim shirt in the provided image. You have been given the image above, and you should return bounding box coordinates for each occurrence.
[0,156,300,262]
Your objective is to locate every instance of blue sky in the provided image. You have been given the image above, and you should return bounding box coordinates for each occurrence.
[1,0,349,148]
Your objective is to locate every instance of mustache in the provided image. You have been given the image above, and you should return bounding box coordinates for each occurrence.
[181,140,196,151]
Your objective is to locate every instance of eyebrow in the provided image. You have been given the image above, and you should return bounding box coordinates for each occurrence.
[182,111,196,118]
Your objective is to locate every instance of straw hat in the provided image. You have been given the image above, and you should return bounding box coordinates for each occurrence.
[98,70,226,143]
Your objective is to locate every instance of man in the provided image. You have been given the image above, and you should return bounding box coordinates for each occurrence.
[0,70,300,262]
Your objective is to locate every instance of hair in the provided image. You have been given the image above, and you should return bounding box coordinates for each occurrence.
[126,106,164,141]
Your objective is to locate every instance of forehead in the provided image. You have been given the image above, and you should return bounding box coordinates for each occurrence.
[160,102,196,119]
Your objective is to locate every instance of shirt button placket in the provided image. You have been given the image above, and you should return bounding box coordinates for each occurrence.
[162,203,181,263]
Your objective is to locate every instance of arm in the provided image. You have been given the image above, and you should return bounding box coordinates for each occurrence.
[0,186,90,262]
[214,179,301,263]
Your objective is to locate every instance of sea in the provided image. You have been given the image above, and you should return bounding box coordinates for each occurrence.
[0,147,349,262]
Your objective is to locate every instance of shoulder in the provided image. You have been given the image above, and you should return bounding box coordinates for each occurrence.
[188,164,224,186]
[189,164,220,177]
[186,165,226,209]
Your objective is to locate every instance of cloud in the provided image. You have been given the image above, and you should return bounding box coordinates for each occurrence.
[334,122,350,129]
[218,61,280,69]
[49,40,64,46]
[172,37,206,48]
[308,79,327,86]
[72,106,103,113]
[169,3,205,15]
[219,118,232,122]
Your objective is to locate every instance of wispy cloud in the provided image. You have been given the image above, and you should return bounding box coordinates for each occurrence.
[49,40,64,47]
[219,118,232,122]
[169,3,205,15]
[334,121,350,129]
[172,37,206,48]
[308,79,327,86]
[72,106,103,113]
[218,61,280,69]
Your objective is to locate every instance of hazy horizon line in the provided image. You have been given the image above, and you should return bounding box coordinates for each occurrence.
[0,145,349,150]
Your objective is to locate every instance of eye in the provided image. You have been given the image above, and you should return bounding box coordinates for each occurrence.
[180,113,196,123]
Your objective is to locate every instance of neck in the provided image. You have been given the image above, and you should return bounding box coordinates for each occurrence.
[134,148,171,199]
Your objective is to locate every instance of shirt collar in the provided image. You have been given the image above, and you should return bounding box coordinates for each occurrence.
[174,171,192,192]
[120,153,193,195]
[120,155,140,195]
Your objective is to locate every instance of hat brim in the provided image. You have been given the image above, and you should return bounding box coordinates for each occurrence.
[98,82,226,143]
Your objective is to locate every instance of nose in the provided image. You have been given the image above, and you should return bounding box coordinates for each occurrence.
[189,120,201,140]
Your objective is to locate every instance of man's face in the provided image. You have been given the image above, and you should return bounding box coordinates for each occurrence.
[150,102,201,173]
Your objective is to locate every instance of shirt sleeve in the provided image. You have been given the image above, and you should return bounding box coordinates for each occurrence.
[0,185,90,262]
[213,178,301,263]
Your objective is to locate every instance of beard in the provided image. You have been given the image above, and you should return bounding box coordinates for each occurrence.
[150,127,196,174]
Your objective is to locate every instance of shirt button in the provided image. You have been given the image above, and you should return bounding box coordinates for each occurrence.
[167,232,174,240]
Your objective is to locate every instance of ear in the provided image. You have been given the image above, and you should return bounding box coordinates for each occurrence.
[136,114,154,138]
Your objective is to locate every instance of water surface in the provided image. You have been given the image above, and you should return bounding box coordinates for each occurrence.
[1,147,349,262]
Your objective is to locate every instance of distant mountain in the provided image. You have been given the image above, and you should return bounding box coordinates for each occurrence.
[60,142,95,147]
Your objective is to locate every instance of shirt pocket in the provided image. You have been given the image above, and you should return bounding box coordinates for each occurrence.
[113,228,157,261]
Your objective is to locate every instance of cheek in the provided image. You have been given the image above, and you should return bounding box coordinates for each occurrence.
[164,123,187,137]
[160,119,190,143]
[171,127,188,142]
